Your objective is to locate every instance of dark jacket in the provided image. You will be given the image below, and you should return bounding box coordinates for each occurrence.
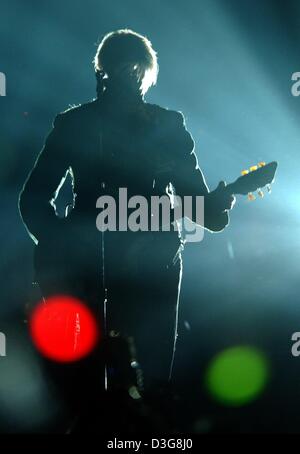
[19,96,209,245]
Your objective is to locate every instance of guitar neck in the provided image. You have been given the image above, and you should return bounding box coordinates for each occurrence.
[224,181,239,195]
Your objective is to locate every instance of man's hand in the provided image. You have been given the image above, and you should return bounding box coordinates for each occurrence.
[205,181,236,232]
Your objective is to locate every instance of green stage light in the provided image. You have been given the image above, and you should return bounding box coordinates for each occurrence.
[205,345,269,406]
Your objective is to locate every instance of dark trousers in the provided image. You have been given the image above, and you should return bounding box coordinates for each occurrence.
[34,225,182,394]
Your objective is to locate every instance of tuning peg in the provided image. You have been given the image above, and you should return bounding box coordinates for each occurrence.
[247,192,256,201]
[242,162,266,175]
[249,165,258,172]
[266,184,272,193]
[257,188,264,198]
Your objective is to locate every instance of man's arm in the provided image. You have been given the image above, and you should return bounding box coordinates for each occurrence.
[19,114,71,244]
[167,111,235,232]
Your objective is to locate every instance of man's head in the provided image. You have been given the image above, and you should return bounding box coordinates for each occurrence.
[94,29,158,96]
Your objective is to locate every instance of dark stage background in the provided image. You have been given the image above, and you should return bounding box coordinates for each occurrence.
[0,0,300,433]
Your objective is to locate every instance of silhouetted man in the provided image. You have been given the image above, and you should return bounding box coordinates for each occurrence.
[19,29,235,391]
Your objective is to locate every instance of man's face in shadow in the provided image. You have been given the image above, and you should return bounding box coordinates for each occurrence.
[108,62,143,96]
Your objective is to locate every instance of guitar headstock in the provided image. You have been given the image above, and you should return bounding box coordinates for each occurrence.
[230,161,278,200]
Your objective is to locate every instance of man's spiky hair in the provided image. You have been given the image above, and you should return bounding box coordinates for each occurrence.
[94,29,158,95]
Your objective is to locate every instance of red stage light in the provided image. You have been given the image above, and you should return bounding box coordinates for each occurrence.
[29,295,99,362]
